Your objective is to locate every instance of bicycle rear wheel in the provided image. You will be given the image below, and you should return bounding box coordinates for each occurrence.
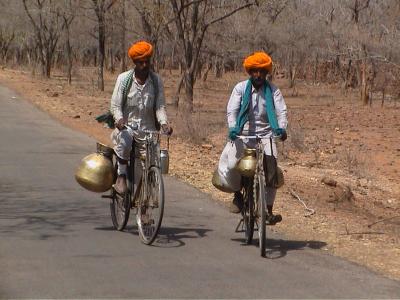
[255,173,266,257]
[242,177,255,244]
[137,166,164,245]
[110,161,131,231]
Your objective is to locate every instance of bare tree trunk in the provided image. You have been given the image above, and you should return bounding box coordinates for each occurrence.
[289,65,297,88]
[360,45,369,105]
[120,0,126,72]
[97,6,105,91]
[66,32,72,84]
[344,59,352,89]
[169,0,254,113]
[183,72,194,112]
[109,48,115,73]
[23,0,61,79]
[172,74,185,107]
[62,7,74,85]
[360,63,369,105]
[202,58,212,82]
[45,50,51,77]
[93,0,110,91]
[313,53,318,84]
[39,48,46,76]
[215,57,223,78]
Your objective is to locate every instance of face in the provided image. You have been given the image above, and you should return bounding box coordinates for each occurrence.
[249,68,268,88]
[133,58,151,76]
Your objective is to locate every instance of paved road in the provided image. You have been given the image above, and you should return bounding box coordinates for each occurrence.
[0,84,399,299]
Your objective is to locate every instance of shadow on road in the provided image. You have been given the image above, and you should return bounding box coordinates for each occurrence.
[231,237,327,259]
[95,224,212,248]
[94,226,117,231]
[143,226,212,248]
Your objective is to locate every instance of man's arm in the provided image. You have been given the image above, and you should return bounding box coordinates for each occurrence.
[273,88,288,130]
[110,74,124,122]
[154,75,168,126]
[227,83,243,129]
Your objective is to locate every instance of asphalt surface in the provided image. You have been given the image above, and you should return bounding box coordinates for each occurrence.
[0,84,399,299]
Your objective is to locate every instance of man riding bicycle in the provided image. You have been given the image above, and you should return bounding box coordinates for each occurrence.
[218,51,288,225]
[110,40,172,195]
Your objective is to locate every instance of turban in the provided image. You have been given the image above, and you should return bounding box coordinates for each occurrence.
[128,41,153,60]
[243,51,273,73]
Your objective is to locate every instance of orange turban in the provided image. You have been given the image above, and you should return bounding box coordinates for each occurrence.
[128,41,153,60]
[243,51,273,73]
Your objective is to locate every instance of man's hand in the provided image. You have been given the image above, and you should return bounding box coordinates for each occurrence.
[116,118,127,130]
[274,128,287,141]
[228,127,237,141]
[280,129,287,141]
[161,123,173,135]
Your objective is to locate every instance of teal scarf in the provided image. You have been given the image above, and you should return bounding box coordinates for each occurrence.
[229,80,279,139]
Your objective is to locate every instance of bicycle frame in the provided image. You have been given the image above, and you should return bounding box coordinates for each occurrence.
[235,135,265,226]
[236,135,267,192]
[235,134,275,255]
[107,126,166,244]
[130,130,161,207]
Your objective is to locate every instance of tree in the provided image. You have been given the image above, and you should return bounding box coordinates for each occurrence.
[169,0,256,112]
[22,0,63,78]
[61,0,76,85]
[91,0,117,91]
[0,27,15,63]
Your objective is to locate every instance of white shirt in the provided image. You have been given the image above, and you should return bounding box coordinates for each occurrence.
[227,80,288,137]
[110,70,168,130]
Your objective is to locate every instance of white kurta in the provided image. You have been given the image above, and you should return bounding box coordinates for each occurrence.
[218,80,288,205]
[227,80,287,136]
[110,70,168,161]
[110,70,168,129]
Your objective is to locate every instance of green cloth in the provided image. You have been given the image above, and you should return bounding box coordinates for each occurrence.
[229,80,279,139]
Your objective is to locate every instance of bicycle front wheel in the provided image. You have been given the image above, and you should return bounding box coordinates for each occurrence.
[110,190,131,231]
[110,162,131,231]
[255,173,266,257]
[242,177,255,245]
[137,166,165,245]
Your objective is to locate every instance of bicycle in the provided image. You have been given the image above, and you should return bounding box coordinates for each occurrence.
[235,135,278,257]
[102,127,166,245]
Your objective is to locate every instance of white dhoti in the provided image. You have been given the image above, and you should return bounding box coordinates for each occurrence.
[217,138,278,205]
[111,126,146,190]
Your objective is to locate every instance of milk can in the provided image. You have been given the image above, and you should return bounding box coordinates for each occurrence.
[160,149,169,174]
[235,148,257,177]
[75,142,115,193]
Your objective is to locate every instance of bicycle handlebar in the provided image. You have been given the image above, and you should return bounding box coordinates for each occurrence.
[124,124,171,136]
[236,135,281,140]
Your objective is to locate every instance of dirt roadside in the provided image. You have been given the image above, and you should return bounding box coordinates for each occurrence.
[0,67,399,280]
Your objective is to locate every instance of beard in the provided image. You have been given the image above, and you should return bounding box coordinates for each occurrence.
[250,77,266,89]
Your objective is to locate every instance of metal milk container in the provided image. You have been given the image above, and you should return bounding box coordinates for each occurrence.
[160,149,169,174]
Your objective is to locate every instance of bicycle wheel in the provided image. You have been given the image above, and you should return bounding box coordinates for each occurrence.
[137,166,164,245]
[242,177,255,245]
[255,173,266,257]
[110,161,131,231]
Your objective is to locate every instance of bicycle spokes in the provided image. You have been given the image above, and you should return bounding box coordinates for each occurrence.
[137,166,164,245]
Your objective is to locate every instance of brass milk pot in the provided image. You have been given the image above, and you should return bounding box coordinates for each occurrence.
[235,148,257,177]
[75,143,114,193]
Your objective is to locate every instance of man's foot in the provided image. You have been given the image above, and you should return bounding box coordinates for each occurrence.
[230,191,244,214]
[266,213,282,225]
[113,175,127,195]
